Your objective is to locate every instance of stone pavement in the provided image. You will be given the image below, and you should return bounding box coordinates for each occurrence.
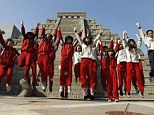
[0,96,154,115]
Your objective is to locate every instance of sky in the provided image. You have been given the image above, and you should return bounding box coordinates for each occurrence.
[0,0,154,53]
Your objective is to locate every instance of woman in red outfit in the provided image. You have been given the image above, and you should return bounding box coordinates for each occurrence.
[0,32,20,92]
[38,26,60,92]
[18,21,39,85]
[106,48,119,102]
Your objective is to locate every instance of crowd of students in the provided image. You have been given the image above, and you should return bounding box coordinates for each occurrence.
[0,21,154,102]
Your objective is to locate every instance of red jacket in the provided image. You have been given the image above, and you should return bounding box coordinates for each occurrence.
[106,56,117,69]
[38,39,55,61]
[61,44,74,59]
[100,45,107,69]
[32,48,38,62]
[100,45,117,69]
[0,46,19,67]
[21,39,34,53]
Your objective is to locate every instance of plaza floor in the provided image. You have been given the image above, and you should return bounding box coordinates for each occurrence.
[0,96,154,115]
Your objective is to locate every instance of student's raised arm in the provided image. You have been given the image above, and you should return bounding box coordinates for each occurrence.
[134,34,142,49]
[93,29,103,45]
[136,22,146,41]
[54,27,62,46]
[20,20,26,36]
[41,25,45,38]
[74,27,83,45]
[122,31,127,49]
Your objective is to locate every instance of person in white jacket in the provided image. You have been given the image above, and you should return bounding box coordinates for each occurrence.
[74,27,103,100]
[74,45,82,83]
[114,39,127,96]
[122,31,144,98]
[136,22,154,83]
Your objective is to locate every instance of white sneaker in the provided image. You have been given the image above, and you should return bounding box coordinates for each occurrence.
[127,93,131,98]
[59,86,64,93]
[6,84,11,92]
[108,99,112,102]
[90,88,95,96]
[41,82,46,92]
[82,88,88,97]
[115,99,119,102]
[68,86,71,94]
[140,92,144,98]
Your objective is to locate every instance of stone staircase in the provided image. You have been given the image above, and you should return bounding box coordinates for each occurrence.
[0,12,154,99]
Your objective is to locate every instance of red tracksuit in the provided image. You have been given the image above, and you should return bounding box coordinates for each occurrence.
[0,46,19,85]
[38,39,55,89]
[117,62,126,91]
[74,63,80,82]
[18,24,37,84]
[30,48,38,85]
[100,45,108,91]
[126,62,144,93]
[106,56,119,100]
[60,44,74,95]
[80,58,97,89]
[114,43,127,92]
[131,60,145,88]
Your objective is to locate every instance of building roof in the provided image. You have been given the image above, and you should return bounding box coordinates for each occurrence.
[0,24,21,40]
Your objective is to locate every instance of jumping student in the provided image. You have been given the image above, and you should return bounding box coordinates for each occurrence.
[59,28,78,99]
[122,31,144,98]
[0,32,20,92]
[74,45,82,83]
[18,21,39,85]
[38,26,60,92]
[74,27,103,100]
[136,22,154,83]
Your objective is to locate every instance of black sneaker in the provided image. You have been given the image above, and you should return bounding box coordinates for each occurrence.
[124,89,126,95]
[135,87,139,94]
[90,95,95,100]
[64,95,68,100]
[120,89,123,96]
[84,95,89,100]
[49,87,52,92]
[60,92,64,99]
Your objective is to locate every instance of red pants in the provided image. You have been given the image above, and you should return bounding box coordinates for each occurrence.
[131,61,145,88]
[139,60,145,87]
[18,52,32,67]
[126,62,144,93]
[48,60,54,89]
[18,52,33,83]
[38,54,54,86]
[60,58,72,87]
[80,59,97,89]
[31,62,37,84]
[117,62,126,91]
[107,68,119,100]
[101,67,108,91]
[74,63,81,81]
[0,65,13,85]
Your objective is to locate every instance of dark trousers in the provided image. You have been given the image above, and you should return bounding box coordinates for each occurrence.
[148,50,154,77]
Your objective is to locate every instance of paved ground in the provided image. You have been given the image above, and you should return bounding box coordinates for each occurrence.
[0,96,154,115]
